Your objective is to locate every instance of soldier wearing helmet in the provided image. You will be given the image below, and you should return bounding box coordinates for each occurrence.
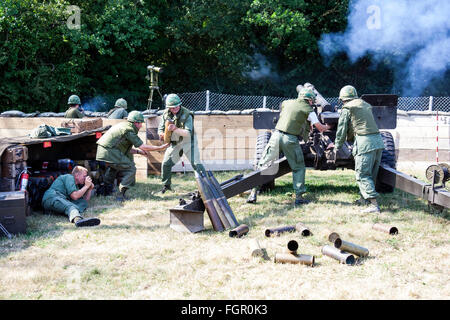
[329,85,385,213]
[96,110,169,201]
[64,94,84,118]
[157,93,206,194]
[107,98,129,119]
[247,87,331,205]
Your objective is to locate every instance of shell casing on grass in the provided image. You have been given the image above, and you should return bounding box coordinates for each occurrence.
[322,245,355,265]
[274,253,315,266]
[372,223,398,235]
[334,238,369,257]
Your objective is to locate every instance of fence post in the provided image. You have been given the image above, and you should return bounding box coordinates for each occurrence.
[428,96,434,112]
[206,90,210,111]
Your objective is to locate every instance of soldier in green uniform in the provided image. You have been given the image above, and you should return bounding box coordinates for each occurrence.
[64,95,84,118]
[157,93,206,193]
[42,166,100,227]
[329,85,385,213]
[247,88,330,205]
[96,110,169,201]
[107,98,129,119]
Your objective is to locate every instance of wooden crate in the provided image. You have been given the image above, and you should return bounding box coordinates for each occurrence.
[1,161,27,179]
[1,146,28,163]
[60,118,103,134]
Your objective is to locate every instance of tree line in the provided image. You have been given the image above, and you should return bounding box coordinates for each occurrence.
[0,0,408,113]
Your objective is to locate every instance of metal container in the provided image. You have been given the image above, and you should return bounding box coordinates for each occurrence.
[265,226,296,237]
[372,223,398,235]
[229,224,249,238]
[194,171,224,231]
[295,222,312,236]
[274,253,315,266]
[334,238,369,257]
[322,245,355,265]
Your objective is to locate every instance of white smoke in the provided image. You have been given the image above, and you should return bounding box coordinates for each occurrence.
[246,53,277,80]
[319,0,450,96]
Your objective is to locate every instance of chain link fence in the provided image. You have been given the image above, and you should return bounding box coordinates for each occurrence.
[177,91,450,112]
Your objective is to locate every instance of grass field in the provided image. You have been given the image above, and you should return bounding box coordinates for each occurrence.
[0,167,449,300]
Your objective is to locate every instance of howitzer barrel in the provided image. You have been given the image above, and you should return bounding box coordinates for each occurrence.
[229,224,249,238]
[372,223,398,235]
[274,253,315,266]
[194,171,224,231]
[334,238,369,257]
[322,245,355,265]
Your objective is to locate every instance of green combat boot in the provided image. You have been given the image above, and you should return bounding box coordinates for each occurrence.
[116,187,129,202]
[294,194,310,206]
[361,198,381,213]
[247,187,258,203]
[354,195,370,206]
[73,216,101,228]
[161,185,172,194]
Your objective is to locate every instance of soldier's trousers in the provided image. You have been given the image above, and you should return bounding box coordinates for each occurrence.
[103,162,136,193]
[257,130,306,196]
[354,149,383,199]
[42,196,88,222]
[161,141,205,187]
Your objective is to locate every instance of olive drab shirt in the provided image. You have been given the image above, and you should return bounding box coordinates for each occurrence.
[42,174,78,204]
[107,107,128,119]
[335,98,385,155]
[96,121,143,164]
[275,99,313,137]
[157,106,194,144]
[64,107,84,118]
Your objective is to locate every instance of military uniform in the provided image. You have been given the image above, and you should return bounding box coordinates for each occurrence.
[107,107,128,119]
[107,98,128,119]
[256,98,314,197]
[158,106,204,188]
[64,107,84,118]
[335,98,385,200]
[96,121,143,193]
[42,174,88,222]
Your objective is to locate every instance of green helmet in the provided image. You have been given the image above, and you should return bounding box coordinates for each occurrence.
[165,93,182,108]
[298,88,316,101]
[127,110,144,123]
[67,95,81,105]
[115,98,128,109]
[339,85,358,101]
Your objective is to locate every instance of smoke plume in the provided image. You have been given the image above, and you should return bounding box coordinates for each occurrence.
[319,0,450,96]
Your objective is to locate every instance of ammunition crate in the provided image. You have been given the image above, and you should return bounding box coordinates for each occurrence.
[1,145,28,163]
[61,118,103,134]
[0,191,27,235]
[0,177,16,192]
[1,161,27,178]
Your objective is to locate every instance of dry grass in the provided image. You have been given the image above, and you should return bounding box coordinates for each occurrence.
[0,166,449,300]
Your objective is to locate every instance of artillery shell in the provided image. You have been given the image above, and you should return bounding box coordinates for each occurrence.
[322,245,355,265]
[274,253,315,266]
[328,232,340,243]
[286,240,299,254]
[334,238,369,257]
[229,224,249,238]
[295,222,312,236]
[265,226,296,237]
[372,223,398,235]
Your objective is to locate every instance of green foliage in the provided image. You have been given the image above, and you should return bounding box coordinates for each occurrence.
[0,0,410,113]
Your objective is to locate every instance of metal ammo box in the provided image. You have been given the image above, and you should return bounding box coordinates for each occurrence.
[0,191,27,236]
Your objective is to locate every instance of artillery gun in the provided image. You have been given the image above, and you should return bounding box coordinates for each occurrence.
[171,84,449,229]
